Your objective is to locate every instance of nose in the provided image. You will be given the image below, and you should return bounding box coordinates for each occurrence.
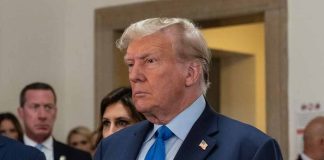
[37,107,48,120]
[106,125,119,137]
[129,63,145,83]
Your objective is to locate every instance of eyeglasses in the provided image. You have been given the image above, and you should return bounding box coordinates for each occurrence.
[71,140,89,146]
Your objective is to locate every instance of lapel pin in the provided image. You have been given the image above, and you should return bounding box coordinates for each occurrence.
[199,140,208,150]
[59,155,66,160]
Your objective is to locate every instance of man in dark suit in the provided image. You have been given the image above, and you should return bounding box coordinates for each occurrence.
[297,116,324,160]
[0,135,45,160]
[95,17,283,160]
[18,82,92,160]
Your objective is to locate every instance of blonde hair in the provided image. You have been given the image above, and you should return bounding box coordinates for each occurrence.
[67,126,92,145]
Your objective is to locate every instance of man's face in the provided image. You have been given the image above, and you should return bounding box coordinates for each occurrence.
[18,89,57,140]
[124,32,188,123]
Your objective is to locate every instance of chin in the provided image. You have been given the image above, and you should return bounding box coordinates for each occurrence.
[36,130,50,136]
[145,116,164,124]
[135,102,149,112]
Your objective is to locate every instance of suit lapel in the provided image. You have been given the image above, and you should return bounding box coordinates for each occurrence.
[121,121,153,159]
[53,139,60,160]
[174,105,219,160]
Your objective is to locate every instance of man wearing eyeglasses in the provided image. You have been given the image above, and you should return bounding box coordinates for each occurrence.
[18,82,92,160]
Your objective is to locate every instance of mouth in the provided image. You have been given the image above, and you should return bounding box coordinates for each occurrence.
[133,91,148,98]
[35,124,50,130]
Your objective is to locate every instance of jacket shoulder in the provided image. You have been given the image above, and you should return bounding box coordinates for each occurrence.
[54,140,92,160]
[0,136,46,160]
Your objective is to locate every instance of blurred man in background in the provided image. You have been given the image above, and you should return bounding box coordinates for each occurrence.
[18,82,92,160]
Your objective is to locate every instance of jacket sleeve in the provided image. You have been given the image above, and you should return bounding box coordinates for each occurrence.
[252,139,283,160]
[94,141,103,160]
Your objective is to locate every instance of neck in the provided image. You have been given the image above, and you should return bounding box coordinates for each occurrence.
[26,132,50,144]
[304,148,323,160]
[146,91,202,124]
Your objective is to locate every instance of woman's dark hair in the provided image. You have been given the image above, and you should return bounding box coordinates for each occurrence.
[0,112,24,142]
[95,86,145,146]
[100,87,144,121]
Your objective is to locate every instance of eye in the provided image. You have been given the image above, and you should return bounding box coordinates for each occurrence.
[71,142,78,146]
[80,140,88,145]
[145,58,156,64]
[31,104,40,110]
[9,129,17,133]
[127,63,134,68]
[44,104,55,111]
[125,60,134,68]
[102,120,111,128]
[116,120,130,127]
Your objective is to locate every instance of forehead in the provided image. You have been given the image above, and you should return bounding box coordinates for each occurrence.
[103,102,131,117]
[0,119,15,127]
[25,89,55,102]
[124,32,173,59]
[70,133,86,139]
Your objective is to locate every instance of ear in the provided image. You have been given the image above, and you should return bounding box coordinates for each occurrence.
[17,107,24,119]
[320,137,324,145]
[185,61,201,87]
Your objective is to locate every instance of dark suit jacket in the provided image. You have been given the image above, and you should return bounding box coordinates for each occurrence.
[53,139,92,160]
[95,104,283,160]
[23,137,92,160]
[0,135,45,160]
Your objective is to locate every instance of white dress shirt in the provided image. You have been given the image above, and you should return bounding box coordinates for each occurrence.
[137,95,205,160]
[301,152,313,160]
[24,135,54,160]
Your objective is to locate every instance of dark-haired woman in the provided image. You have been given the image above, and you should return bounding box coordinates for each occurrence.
[95,87,145,146]
[0,112,24,142]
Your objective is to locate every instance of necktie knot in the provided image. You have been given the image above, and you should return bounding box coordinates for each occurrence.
[35,143,44,151]
[156,125,173,141]
[145,125,174,160]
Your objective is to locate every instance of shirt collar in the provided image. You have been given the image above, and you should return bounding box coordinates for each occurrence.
[144,95,205,142]
[24,134,53,150]
[301,153,313,160]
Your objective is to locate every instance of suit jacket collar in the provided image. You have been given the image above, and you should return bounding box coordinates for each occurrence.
[123,121,153,159]
[101,103,218,160]
[174,104,219,160]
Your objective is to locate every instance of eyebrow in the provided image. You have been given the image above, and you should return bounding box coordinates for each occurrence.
[116,117,132,121]
[102,116,132,120]
[124,53,151,62]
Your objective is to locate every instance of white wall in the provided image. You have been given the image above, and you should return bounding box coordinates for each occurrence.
[288,0,324,159]
[0,0,150,142]
[0,0,67,141]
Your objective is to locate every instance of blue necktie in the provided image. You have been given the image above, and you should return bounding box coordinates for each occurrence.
[145,125,174,160]
[35,143,44,151]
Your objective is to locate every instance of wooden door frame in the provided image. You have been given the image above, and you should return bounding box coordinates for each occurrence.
[95,0,288,158]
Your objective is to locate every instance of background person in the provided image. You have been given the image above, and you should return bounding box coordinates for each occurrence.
[18,82,92,160]
[95,86,145,146]
[297,116,324,160]
[67,126,93,155]
[95,17,283,160]
[0,112,23,142]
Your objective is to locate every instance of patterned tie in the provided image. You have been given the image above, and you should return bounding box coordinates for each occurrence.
[145,125,174,160]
